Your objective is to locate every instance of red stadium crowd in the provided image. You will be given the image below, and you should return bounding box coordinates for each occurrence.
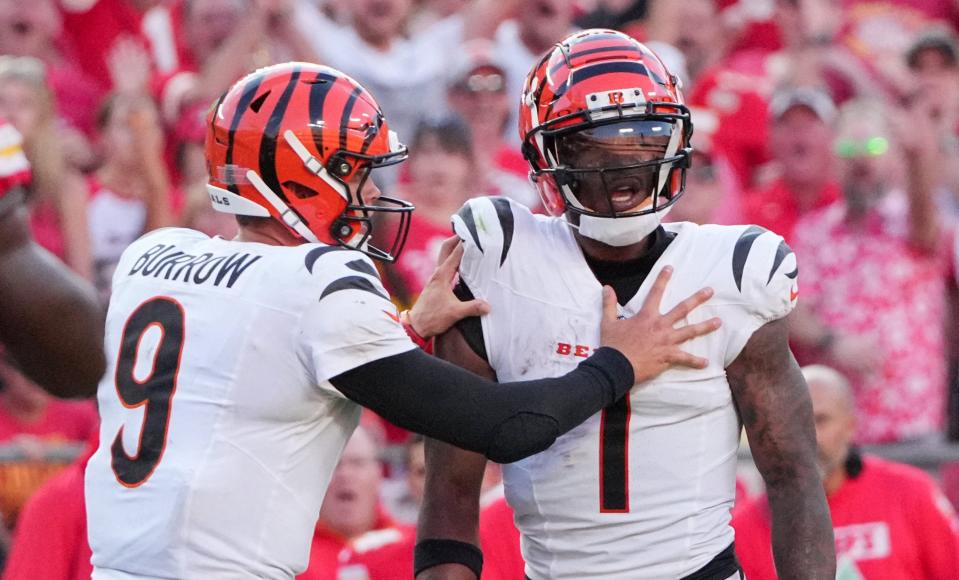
[2,0,959,578]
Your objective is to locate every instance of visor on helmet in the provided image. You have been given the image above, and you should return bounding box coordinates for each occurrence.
[546,119,687,217]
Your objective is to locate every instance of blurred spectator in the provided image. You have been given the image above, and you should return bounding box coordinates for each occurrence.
[179,185,238,239]
[493,0,577,142]
[382,434,425,526]
[88,92,175,301]
[742,87,841,244]
[0,356,96,528]
[0,56,93,279]
[1,435,96,580]
[446,40,535,207]
[905,27,959,218]
[839,0,959,96]
[477,497,523,580]
[157,0,322,180]
[790,98,953,443]
[666,150,731,226]
[298,424,409,580]
[56,0,157,92]
[339,450,505,580]
[733,365,959,579]
[0,0,102,144]
[576,0,646,33]
[383,117,479,308]
[0,119,106,399]
[293,0,518,162]
[668,107,743,226]
[647,0,724,86]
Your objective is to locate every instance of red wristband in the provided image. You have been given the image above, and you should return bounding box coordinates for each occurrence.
[400,310,434,355]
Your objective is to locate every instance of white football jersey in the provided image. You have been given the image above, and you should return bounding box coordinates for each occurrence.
[452,197,798,580]
[85,228,415,580]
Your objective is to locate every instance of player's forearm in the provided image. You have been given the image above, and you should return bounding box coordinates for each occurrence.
[0,212,104,396]
[905,148,940,253]
[416,564,477,580]
[330,347,634,463]
[767,478,835,580]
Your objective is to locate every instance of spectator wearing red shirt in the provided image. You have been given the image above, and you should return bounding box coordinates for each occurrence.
[57,0,152,91]
[337,489,517,580]
[0,119,105,399]
[1,434,97,580]
[0,56,93,279]
[0,0,103,145]
[733,365,959,580]
[299,425,410,580]
[743,87,841,245]
[477,497,523,580]
[790,98,952,443]
[383,117,479,308]
[0,355,97,528]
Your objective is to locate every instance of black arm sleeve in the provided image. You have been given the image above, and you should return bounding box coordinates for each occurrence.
[329,347,634,463]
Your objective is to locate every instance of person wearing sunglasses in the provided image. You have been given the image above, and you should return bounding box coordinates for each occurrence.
[789,96,951,446]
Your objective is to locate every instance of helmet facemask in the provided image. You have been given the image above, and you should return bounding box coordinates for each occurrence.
[282,129,414,263]
[528,101,692,220]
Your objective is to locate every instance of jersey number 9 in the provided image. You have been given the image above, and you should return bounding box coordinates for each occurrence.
[110,297,185,488]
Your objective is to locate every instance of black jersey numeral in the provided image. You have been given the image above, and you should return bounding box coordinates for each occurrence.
[599,395,631,512]
[110,297,185,488]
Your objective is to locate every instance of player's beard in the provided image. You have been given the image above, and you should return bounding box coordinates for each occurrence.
[571,205,671,246]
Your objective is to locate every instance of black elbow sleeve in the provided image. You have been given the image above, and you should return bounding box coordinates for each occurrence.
[486,413,559,464]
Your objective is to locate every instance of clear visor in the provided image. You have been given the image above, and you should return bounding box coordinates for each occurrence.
[552,120,681,216]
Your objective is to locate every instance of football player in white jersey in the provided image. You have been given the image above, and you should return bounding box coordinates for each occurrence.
[417,31,835,580]
[0,119,105,397]
[84,62,724,580]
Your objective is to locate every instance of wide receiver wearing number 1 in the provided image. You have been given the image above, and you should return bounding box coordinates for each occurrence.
[84,62,721,579]
[417,30,835,580]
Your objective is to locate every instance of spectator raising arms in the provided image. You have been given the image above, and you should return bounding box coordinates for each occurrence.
[0,56,93,279]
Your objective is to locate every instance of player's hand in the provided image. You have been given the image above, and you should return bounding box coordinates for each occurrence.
[600,266,721,383]
[407,237,490,338]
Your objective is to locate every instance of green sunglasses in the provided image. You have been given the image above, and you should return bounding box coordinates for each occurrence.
[834,136,889,158]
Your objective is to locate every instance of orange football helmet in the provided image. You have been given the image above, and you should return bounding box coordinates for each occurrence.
[518,30,693,218]
[206,62,413,262]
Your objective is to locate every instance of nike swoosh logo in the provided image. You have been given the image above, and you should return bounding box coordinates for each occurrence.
[790,287,799,301]
[383,309,400,323]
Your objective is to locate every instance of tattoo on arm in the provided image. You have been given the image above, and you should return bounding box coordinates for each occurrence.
[727,316,835,580]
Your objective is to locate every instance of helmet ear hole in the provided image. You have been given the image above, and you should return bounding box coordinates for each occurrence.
[331,218,355,240]
[328,156,353,177]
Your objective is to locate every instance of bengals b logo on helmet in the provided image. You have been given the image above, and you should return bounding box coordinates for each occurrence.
[206,62,413,262]
[518,30,693,219]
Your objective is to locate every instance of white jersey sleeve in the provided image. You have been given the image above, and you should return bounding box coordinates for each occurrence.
[297,247,416,386]
[451,196,524,299]
[723,225,799,364]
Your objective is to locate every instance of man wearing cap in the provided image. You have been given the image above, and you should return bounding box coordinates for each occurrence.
[742,88,842,245]
[789,98,953,444]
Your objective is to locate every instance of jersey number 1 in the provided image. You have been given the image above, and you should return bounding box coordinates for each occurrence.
[110,297,185,488]
[599,395,630,512]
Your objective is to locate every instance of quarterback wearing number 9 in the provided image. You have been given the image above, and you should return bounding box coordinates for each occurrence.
[84,61,721,580]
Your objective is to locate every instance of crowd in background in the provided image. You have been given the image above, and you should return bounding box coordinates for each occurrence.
[1,0,959,578]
